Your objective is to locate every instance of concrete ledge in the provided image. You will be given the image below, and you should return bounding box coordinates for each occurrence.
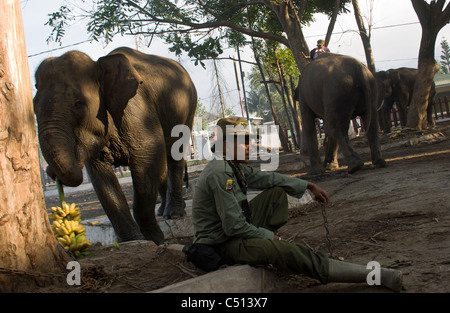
[150,264,284,293]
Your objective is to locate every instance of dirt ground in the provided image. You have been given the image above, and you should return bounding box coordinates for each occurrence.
[40,124,450,293]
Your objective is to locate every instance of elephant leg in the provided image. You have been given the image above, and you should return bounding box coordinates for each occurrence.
[163,157,187,219]
[324,114,363,174]
[397,95,409,127]
[377,109,385,133]
[323,135,339,171]
[382,100,394,133]
[129,151,166,244]
[156,170,168,217]
[131,167,165,244]
[86,160,145,242]
[334,130,363,174]
[300,105,322,173]
[361,110,387,169]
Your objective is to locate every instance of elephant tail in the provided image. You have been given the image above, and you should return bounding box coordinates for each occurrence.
[359,66,378,132]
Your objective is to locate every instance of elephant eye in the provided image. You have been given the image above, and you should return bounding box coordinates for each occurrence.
[72,100,86,117]
[74,100,85,109]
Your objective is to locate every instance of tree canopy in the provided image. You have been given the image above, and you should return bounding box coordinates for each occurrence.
[47,0,351,68]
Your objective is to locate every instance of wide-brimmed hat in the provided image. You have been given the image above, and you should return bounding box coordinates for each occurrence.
[216,117,249,140]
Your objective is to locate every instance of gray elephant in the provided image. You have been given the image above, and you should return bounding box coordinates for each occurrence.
[295,53,386,174]
[374,67,436,133]
[33,47,197,244]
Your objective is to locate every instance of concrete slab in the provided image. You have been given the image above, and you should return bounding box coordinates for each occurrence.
[150,264,285,293]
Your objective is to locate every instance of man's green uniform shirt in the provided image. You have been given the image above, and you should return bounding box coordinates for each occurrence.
[192,158,309,245]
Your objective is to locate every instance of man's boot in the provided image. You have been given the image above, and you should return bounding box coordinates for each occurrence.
[328,259,403,292]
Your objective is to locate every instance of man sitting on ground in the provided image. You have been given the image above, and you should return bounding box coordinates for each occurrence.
[189,117,403,292]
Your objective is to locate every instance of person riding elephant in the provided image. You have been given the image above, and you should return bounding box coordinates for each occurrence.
[33,47,197,244]
[374,67,436,133]
[295,53,387,174]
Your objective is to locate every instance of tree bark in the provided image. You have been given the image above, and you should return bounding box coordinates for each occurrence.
[268,1,310,72]
[325,0,342,47]
[352,0,376,73]
[0,0,70,292]
[407,0,450,130]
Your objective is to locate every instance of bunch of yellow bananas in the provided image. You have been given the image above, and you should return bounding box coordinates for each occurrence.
[49,201,91,257]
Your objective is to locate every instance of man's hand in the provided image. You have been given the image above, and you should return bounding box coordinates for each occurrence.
[307,182,329,204]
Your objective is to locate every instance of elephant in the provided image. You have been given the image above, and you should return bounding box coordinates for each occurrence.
[295,53,387,174]
[33,47,197,244]
[374,67,436,133]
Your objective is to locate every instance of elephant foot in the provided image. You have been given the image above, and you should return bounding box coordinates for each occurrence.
[140,227,165,245]
[116,231,146,243]
[347,159,364,174]
[163,201,187,219]
[371,158,387,169]
[308,167,325,175]
[324,161,339,172]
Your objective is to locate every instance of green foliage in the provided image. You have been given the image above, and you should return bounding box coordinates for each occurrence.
[87,0,133,43]
[440,38,450,74]
[195,100,210,130]
[45,5,73,44]
[45,0,351,65]
[314,0,351,17]
[167,34,223,68]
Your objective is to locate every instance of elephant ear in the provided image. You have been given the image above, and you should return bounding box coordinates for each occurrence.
[97,53,143,126]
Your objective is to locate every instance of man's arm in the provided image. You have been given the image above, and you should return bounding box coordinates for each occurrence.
[209,175,274,240]
[243,165,329,203]
[243,165,308,198]
[307,182,329,203]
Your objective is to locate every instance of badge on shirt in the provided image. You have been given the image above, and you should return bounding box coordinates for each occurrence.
[225,179,233,192]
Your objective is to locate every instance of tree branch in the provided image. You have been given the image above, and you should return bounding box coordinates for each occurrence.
[411,0,430,24]
[122,0,290,47]
[436,1,450,31]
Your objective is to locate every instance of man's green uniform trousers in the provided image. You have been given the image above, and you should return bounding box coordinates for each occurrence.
[215,187,330,284]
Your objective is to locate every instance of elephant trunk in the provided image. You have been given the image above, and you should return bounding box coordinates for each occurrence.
[38,123,84,187]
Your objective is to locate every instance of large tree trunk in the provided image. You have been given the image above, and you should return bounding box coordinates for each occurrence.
[407,55,439,130]
[352,0,376,73]
[407,0,450,130]
[268,1,310,72]
[325,0,342,47]
[0,0,70,292]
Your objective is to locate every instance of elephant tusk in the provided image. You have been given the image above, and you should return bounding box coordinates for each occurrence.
[377,99,385,112]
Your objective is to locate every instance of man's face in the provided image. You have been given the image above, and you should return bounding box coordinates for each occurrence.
[224,135,250,163]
